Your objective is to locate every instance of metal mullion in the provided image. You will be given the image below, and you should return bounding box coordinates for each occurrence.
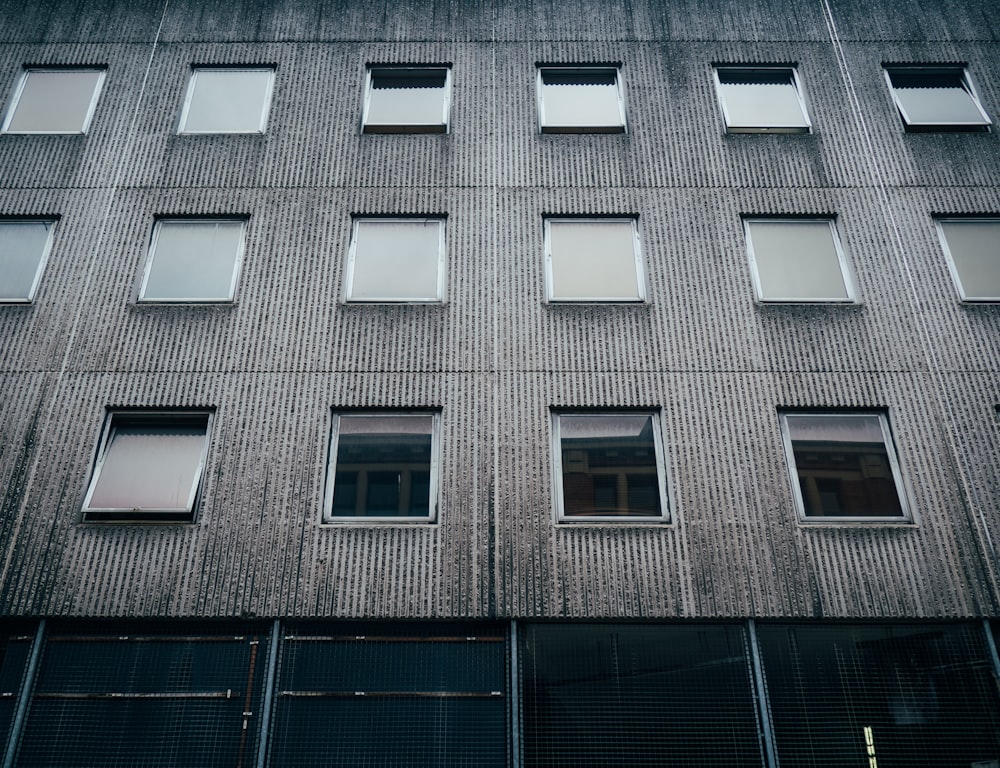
[34,691,239,700]
[2,620,45,768]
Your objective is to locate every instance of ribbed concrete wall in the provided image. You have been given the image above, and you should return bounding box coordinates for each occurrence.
[0,0,997,619]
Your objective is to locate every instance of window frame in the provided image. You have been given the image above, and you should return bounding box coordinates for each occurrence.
[137,217,248,304]
[883,65,992,132]
[0,217,57,303]
[362,65,452,134]
[536,65,627,134]
[344,216,447,303]
[177,66,276,135]
[543,216,646,303]
[1,67,106,135]
[712,65,812,134]
[933,216,1000,302]
[551,410,671,524]
[778,410,913,524]
[81,410,214,523]
[322,411,441,524]
[743,216,857,304]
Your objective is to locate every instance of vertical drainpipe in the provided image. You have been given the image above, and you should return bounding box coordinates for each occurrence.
[510,620,521,768]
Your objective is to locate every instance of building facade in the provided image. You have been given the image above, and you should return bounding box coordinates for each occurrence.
[0,0,998,764]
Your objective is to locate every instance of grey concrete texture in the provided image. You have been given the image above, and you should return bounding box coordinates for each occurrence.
[0,0,997,620]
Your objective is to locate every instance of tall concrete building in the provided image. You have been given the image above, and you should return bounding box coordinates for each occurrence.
[0,0,998,764]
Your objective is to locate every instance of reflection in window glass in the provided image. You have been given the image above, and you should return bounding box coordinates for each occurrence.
[325,414,438,521]
[715,67,810,133]
[538,68,625,133]
[745,218,854,302]
[83,413,212,521]
[546,218,643,301]
[2,69,104,133]
[346,218,444,302]
[140,219,246,302]
[363,67,450,133]
[884,67,991,131]
[781,412,909,520]
[555,413,667,521]
[179,68,275,133]
[935,218,1000,301]
[0,220,56,302]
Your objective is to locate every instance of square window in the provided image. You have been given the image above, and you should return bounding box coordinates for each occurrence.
[779,412,910,521]
[545,218,644,302]
[884,66,991,132]
[553,412,669,522]
[744,218,855,302]
[2,68,105,134]
[934,218,1000,301]
[178,67,275,134]
[139,219,246,303]
[537,67,626,133]
[82,411,212,522]
[363,66,451,134]
[345,218,445,302]
[714,66,811,133]
[0,219,56,302]
[324,413,439,522]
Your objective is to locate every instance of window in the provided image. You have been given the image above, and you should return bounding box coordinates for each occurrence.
[884,66,991,132]
[545,218,644,302]
[178,67,275,134]
[744,218,855,302]
[713,66,811,133]
[82,411,212,522]
[0,219,56,302]
[363,66,451,133]
[934,217,1000,301]
[139,219,246,302]
[324,413,439,522]
[553,412,668,522]
[537,66,626,133]
[779,412,910,521]
[345,217,445,302]
[2,68,105,134]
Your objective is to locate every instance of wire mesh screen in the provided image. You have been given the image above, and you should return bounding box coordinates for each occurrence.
[269,622,508,767]
[0,625,34,751]
[14,621,269,768]
[520,623,765,767]
[757,622,1000,768]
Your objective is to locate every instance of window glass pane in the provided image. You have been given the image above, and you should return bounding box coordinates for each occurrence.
[937,219,1000,300]
[747,220,851,301]
[717,68,809,130]
[558,414,663,518]
[5,70,103,133]
[181,69,273,133]
[522,624,764,767]
[141,220,244,302]
[784,413,906,519]
[758,623,1000,768]
[365,68,448,131]
[0,220,53,301]
[548,219,641,301]
[87,418,209,512]
[330,415,435,519]
[887,68,990,128]
[540,69,624,131]
[349,219,442,301]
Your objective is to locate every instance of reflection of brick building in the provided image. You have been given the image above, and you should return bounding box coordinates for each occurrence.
[0,0,998,764]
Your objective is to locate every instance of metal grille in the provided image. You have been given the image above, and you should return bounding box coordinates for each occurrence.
[520,623,765,767]
[269,622,508,767]
[757,622,1000,768]
[14,621,269,768]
